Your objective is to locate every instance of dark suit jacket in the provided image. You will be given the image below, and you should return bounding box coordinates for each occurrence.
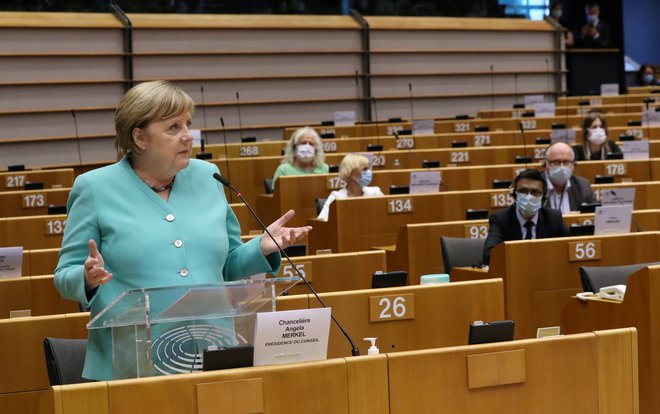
[541,173,597,211]
[574,19,611,48]
[573,140,620,161]
[482,205,568,266]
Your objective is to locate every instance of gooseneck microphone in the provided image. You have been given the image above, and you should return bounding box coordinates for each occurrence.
[371,96,381,148]
[519,121,529,168]
[610,190,641,232]
[408,83,415,124]
[219,117,233,203]
[212,173,361,357]
[235,92,243,140]
[71,109,82,165]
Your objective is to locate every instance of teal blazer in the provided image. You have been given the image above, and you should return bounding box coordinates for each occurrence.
[55,158,281,380]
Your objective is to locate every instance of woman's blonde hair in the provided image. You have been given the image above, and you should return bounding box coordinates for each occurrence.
[281,126,325,167]
[114,80,195,156]
[338,153,369,181]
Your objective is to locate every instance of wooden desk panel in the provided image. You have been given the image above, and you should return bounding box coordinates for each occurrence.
[559,93,657,106]
[478,102,653,119]
[275,250,387,295]
[563,265,659,414]
[0,312,89,394]
[23,248,62,276]
[456,232,660,340]
[387,328,638,414]
[309,280,505,358]
[0,168,74,192]
[0,188,70,218]
[0,275,79,319]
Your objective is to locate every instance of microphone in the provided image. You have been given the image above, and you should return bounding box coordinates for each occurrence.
[71,109,82,165]
[236,92,243,140]
[514,73,519,108]
[519,122,529,168]
[408,83,415,124]
[355,71,365,138]
[212,173,361,356]
[610,190,641,232]
[490,64,495,113]
[219,117,233,203]
[196,86,212,160]
[371,97,381,149]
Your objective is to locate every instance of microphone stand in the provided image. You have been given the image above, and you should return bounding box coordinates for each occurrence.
[213,173,361,357]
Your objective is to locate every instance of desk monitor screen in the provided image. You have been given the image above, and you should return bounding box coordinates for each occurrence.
[282,244,306,257]
[568,224,595,237]
[372,271,407,289]
[468,320,514,345]
[203,346,253,371]
[389,185,410,195]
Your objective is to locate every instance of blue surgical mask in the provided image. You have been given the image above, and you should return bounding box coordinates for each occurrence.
[643,73,655,85]
[357,169,372,187]
[516,193,542,218]
[548,166,572,186]
[586,14,598,25]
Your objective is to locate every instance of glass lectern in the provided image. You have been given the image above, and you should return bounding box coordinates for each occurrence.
[87,277,300,379]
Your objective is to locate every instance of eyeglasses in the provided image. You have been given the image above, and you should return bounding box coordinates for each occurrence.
[546,159,574,167]
[516,188,544,197]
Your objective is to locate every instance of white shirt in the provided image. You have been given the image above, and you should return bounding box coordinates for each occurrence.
[516,207,539,239]
[545,175,571,214]
[317,186,384,221]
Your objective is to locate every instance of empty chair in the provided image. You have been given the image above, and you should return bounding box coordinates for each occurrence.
[43,337,90,386]
[264,178,274,194]
[440,237,485,274]
[315,198,327,216]
[579,261,660,292]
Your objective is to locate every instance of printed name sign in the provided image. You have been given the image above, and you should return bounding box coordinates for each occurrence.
[334,111,356,127]
[253,307,331,366]
[0,246,23,278]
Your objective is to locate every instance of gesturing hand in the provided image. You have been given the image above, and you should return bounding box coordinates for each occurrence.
[84,239,112,291]
[259,210,312,256]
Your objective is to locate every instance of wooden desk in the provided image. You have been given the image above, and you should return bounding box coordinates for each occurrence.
[37,328,638,414]
[305,279,505,358]
[0,188,70,218]
[308,182,660,255]
[0,275,79,319]
[563,265,660,414]
[559,93,658,106]
[0,168,74,192]
[272,250,387,295]
[259,159,660,228]
[388,328,638,414]
[452,232,660,340]
[389,209,660,283]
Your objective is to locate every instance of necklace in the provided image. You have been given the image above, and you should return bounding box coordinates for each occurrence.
[143,176,175,193]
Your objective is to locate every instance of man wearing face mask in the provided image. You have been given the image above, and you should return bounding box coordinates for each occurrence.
[574,111,620,161]
[542,142,596,214]
[574,2,611,48]
[317,153,384,221]
[272,126,329,191]
[482,169,568,266]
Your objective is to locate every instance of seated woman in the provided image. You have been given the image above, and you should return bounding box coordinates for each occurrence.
[574,111,620,161]
[317,154,384,221]
[271,126,328,191]
[634,63,658,87]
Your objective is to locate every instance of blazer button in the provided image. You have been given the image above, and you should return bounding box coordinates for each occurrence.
[174,239,183,248]
[179,268,189,277]
[166,214,175,222]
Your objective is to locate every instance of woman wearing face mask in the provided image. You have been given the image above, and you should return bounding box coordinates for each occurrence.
[317,154,384,221]
[634,64,658,87]
[482,169,567,266]
[271,126,328,191]
[574,111,620,161]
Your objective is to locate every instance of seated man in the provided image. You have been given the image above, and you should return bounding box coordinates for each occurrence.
[542,142,596,214]
[482,169,568,266]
